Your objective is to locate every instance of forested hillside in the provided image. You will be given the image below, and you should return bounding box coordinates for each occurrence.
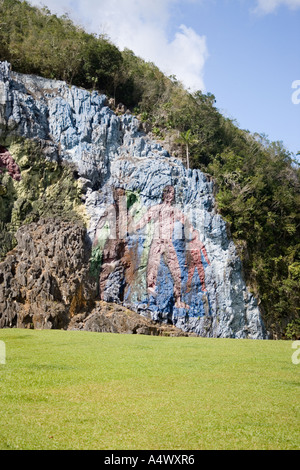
[0,0,299,338]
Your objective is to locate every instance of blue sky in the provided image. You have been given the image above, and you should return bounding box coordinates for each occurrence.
[29,0,300,156]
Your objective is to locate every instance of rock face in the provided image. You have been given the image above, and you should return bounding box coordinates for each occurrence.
[0,61,267,338]
[0,219,96,329]
[69,301,194,337]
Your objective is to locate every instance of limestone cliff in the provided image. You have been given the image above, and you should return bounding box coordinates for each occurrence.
[0,61,267,338]
[0,219,96,329]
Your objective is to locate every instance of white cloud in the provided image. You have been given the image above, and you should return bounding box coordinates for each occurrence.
[29,0,208,92]
[254,0,300,14]
[162,25,208,91]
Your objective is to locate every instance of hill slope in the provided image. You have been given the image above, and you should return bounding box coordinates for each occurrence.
[0,0,299,338]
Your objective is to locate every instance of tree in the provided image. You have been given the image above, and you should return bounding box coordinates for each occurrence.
[81,34,123,93]
[176,129,198,170]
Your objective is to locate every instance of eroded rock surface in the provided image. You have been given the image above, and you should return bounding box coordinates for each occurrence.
[69,301,194,336]
[0,219,96,329]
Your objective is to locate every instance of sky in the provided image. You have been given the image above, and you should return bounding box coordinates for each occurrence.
[29,0,300,156]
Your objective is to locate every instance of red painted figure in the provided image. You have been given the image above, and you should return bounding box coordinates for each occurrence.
[186,227,210,293]
[135,185,188,308]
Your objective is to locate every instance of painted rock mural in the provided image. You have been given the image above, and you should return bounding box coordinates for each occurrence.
[0,61,267,338]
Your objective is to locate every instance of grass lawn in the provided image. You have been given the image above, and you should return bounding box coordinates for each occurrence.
[0,328,299,450]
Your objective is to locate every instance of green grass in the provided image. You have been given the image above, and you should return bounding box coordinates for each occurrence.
[0,329,299,450]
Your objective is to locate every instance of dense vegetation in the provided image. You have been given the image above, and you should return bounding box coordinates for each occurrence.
[0,0,299,338]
